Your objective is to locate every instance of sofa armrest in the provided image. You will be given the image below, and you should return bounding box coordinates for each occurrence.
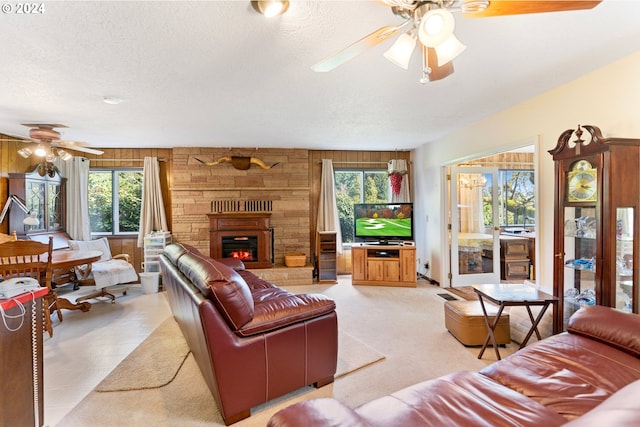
[237,292,336,337]
[216,257,245,271]
[113,253,130,263]
[568,305,640,357]
[267,398,372,427]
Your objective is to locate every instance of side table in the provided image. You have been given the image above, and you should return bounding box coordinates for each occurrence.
[472,284,558,360]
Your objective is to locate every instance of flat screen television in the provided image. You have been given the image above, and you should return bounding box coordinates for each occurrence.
[353,203,414,244]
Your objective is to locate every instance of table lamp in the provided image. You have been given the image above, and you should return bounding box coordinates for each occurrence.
[0,195,40,226]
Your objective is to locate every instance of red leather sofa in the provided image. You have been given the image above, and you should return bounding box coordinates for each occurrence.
[268,305,640,427]
[159,243,338,425]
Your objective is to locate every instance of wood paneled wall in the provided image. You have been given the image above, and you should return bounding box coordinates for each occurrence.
[1,139,172,273]
[309,150,412,273]
[81,148,173,272]
[2,137,411,274]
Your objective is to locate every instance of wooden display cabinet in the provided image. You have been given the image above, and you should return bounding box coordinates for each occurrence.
[549,125,640,333]
[316,231,337,283]
[351,244,416,287]
[8,167,66,239]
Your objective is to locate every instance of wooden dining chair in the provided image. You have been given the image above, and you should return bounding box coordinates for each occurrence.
[0,230,17,244]
[0,235,57,337]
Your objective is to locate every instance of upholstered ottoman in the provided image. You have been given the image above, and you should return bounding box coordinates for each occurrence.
[444,300,511,346]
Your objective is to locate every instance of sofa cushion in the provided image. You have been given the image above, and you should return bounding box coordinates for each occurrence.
[238,269,277,290]
[568,305,640,357]
[357,371,566,427]
[177,252,255,330]
[237,290,336,337]
[561,379,640,427]
[479,332,640,420]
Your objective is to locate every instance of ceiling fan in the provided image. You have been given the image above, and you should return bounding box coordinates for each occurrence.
[1,123,104,176]
[312,0,602,83]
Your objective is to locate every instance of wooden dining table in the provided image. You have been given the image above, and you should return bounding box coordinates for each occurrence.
[49,250,103,312]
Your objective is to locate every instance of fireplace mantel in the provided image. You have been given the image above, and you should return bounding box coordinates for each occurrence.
[208,213,272,268]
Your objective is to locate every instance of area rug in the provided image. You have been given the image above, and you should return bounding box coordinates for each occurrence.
[336,330,385,378]
[96,317,190,392]
[96,316,383,392]
[446,286,478,301]
[58,316,385,426]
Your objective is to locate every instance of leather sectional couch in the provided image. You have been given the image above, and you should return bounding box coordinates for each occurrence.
[268,305,640,427]
[159,243,338,425]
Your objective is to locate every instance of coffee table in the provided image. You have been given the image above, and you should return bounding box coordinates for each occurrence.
[472,284,558,360]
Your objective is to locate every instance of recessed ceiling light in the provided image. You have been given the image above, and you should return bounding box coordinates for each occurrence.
[103,96,125,105]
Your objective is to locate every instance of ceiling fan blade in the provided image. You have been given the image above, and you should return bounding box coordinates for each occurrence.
[55,143,104,155]
[464,1,601,18]
[58,140,95,148]
[424,46,454,82]
[311,24,404,72]
[64,146,104,155]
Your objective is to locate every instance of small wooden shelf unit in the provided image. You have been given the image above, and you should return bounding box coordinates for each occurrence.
[351,244,416,287]
[316,231,337,283]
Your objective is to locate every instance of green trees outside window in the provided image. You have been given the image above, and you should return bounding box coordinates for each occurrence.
[482,170,535,228]
[88,169,142,234]
[334,170,389,243]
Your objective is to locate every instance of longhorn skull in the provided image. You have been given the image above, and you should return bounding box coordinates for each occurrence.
[194,156,279,170]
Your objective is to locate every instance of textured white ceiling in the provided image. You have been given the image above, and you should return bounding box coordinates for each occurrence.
[1,1,639,152]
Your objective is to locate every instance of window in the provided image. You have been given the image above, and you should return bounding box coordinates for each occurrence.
[334,170,390,243]
[88,169,143,235]
[497,169,535,227]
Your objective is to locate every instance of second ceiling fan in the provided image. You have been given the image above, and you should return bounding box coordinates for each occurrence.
[312,0,602,82]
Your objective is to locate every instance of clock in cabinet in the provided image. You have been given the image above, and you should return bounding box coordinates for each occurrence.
[549,125,640,333]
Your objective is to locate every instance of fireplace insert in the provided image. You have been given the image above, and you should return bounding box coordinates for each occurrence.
[221,236,259,261]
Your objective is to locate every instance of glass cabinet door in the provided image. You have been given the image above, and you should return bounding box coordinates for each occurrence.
[563,206,597,327]
[615,207,634,312]
[48,182,63,231]
[26,180,45,233]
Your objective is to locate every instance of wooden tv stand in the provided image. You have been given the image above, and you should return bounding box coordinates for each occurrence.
[351,244,416,287]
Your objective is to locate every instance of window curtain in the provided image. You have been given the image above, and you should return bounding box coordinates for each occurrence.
[54,157,91,240]
[137,157,168,248]
[388,159,410,203]
[317,159,343,255]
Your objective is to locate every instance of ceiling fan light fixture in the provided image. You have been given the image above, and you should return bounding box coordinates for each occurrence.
[17,147,33,158]
[45,150,56,163]
[251,0,289,17]
[383,33,417,69]
[418,8,455,47]
[57,149,73,161]
[34,146,47,157]
[434,34,467,66]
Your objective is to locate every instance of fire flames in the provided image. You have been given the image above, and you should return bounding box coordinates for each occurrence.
[230,250,252,260]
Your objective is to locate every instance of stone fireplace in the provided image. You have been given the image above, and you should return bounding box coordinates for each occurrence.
[208,213,273,268]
